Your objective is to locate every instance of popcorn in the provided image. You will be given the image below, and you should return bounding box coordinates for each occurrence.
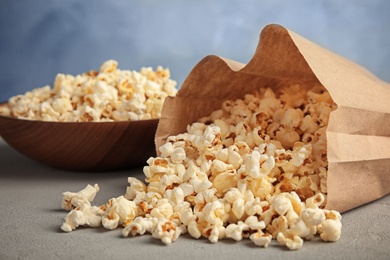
[61,203,102,232]
[213,170,238,196]
[170,148,187,164]
[125,177,147,200]
[320,219,342,242]
[301,208,326,227]
[122,217,158,237]
[149,198,173,219]
[2,60,177,121]
[0,105,10,116]
[203,200,230,226]
[207,225,226,243]
[102,196,138,229]
[267,215,288,238]
[245,215,266,231]
[60,83,342,250]
[277,232,304,250]
[271,194,293,216]
[190,178,213,194]
[225,221,249,241]
[244,195,264,216]
[232,198,245,219]
[164,187,185,205]
[187,220,202,239]
[61,184,100,210]
[250,232,273,248]
[152,219,182,245]
[288,218,311,238]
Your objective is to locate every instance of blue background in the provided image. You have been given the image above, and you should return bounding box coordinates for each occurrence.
[0,0,389,101]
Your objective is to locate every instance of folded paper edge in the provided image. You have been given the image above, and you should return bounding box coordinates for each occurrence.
[287,28,390,114]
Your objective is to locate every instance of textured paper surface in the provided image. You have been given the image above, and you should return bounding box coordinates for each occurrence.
[156,24,390,212]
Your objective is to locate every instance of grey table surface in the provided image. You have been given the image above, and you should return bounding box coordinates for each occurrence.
[0,137,389,260]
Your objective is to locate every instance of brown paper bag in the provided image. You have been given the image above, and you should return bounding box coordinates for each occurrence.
[155,24,390,213]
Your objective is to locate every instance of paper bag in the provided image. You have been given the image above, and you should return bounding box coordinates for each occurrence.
[156,24,390,213]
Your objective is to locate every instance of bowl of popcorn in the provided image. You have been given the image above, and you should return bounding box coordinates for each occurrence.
[0,60,177,171]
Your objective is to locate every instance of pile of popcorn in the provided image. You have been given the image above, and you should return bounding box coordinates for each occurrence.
[0,60,177,122]
[60,84,342,250]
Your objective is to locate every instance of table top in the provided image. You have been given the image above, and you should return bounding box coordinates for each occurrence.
[0,137,389,260]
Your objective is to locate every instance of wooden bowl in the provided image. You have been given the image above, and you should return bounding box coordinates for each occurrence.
[0,103,158,171]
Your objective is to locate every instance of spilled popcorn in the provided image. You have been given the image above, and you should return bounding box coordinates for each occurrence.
[0,60,177,122]
[60,84,342,250]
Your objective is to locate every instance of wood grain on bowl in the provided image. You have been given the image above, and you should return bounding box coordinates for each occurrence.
[0,103,158,171]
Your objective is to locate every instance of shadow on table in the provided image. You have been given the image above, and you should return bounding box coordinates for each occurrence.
[0,142,145,182]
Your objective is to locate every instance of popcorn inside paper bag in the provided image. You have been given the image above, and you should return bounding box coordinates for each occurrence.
[156,24,390,213]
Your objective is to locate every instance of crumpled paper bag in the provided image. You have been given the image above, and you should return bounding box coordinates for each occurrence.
[155,24,390,213]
